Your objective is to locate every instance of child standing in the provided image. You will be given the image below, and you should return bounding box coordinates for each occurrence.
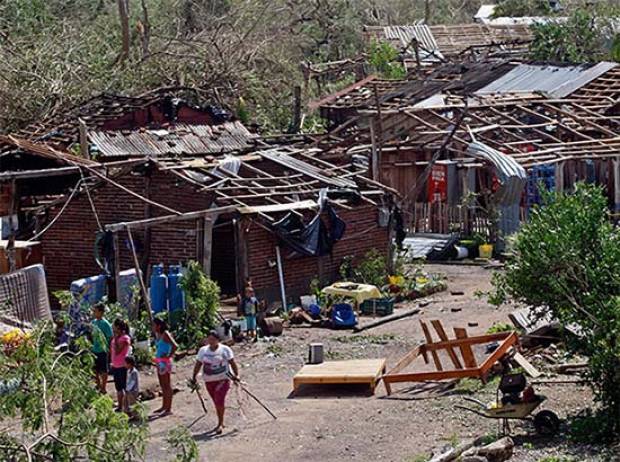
[152,318,177,416]
[110,319,131,412]
[241,286,258,340]
[124,356,139,419]
[91,303,113,394]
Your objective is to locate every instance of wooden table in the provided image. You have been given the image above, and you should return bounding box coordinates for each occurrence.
[293,358,387,394]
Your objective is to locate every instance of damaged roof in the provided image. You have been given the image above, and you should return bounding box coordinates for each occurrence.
[475,62,618,98]
[88,121,258,158]
[19,88,237,149]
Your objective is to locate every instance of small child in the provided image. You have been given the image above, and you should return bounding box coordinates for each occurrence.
[124,356,139,419]
[242,286,258,340]
[54,317,69,351]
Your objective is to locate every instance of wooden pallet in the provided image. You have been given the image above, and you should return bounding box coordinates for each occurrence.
[293,358,387,394]
[382,320,518,395]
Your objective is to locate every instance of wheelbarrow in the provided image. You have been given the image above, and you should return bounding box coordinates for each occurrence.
[456,372,560,436]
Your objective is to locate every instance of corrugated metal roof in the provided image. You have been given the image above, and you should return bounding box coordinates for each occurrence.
[382,25,444,62]
[88,121,257,158]
[475,62,618,98]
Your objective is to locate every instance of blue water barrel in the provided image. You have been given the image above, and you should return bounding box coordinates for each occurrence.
[70,274,107,306]
[167,265,185,312]
[149,264,168,313]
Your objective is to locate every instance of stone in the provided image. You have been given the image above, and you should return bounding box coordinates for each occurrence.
[461,456,487,462]
[476,437,514,462]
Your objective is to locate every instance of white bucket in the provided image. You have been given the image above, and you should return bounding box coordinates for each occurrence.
[455,246,469,259]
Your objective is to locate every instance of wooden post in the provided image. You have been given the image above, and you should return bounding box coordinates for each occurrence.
[234,218,249,295]
[275,245,287,311]
[78,118,89,159]
[126,227,153,325]
[112,231,122,303]
[202,215,216,277]
[370,119,379,181]
[291,85,302,134]
[613,158,620,212]
[6,180,18,273]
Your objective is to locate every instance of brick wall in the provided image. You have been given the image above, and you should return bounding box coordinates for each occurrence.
[40,167,211,300]
[245,203,389,303]
[40,166,390,308]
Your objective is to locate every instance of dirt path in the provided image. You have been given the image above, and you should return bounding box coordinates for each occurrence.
[141,264,601,462]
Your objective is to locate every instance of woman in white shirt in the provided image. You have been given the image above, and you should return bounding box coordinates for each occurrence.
[192,330,240,434]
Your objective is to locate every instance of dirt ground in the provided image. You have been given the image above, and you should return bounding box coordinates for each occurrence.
[139,264,612,462]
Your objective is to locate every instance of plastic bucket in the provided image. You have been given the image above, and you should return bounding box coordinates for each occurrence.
[479,244,493,259]
[455,246,469,259]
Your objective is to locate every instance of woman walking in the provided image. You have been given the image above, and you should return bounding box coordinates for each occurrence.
[152,318,177,416]
[109,319,131,412]
[192,330,239,434]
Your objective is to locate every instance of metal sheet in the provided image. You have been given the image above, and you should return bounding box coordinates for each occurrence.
[475,62,617,98]
[88,121,257,158]
[383,25,444,62]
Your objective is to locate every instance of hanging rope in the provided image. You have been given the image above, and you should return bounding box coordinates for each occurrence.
[28,179,83,242]
[80,169,103,231]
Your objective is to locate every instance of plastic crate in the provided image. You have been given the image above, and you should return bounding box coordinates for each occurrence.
[360,298,394,316]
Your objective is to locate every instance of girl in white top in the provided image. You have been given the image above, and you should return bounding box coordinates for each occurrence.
[192,330,239,434]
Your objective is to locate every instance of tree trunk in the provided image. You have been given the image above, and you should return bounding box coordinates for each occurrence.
[117,0,130,63]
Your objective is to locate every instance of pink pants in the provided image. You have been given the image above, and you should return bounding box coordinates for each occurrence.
[205,379,230,407]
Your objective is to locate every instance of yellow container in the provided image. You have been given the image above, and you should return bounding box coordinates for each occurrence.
[479,244,493,259]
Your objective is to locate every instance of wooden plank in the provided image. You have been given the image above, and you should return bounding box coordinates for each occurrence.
[105,205,237,232]
[237,200,317,214]
[420,320,443,371]
[383,367,483,383]
[454,328,478,368]
[424,332,511,352]
[431,320,463,369]
[478,332,518,376]
[512,351,541,378]
[293,359,387,393]
[202,216,216,277]
[385,345,423,376]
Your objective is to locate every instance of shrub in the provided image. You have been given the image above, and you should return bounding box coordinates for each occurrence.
[177,261,220,349]
[490,183,620,440]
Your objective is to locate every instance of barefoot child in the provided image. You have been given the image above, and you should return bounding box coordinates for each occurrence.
[152,318,177,416]
[110,319,131,412]
[241,286,258,340]
[124,355,139,419]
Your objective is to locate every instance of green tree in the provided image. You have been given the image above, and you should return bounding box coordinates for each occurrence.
[529,7,619,62]
[368,41,406,79]
[177,260,220,349]
[490,183,620,439]
[0,323,147,460]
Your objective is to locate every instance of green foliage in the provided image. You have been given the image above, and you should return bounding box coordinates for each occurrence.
[177,261,220,349]
[486,322,514,334]
[53,290,74,310]
[339,249,389,288]
[166,427,199,462]
[490,183,620,440]
[0,322,147,460]
[368,41,406,80]
[529,8,616,62]
[492,0,552,18]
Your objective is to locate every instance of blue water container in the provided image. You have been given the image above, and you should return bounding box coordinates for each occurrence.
[70,274,107,306]
[167,265,185,312]
[150,264,168,313]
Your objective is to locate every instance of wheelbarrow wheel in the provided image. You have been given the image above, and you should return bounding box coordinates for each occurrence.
[534,410,560,436]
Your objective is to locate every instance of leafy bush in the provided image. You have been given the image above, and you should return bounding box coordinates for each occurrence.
[340,249,389,288]
[529,8,619,62]
[0,322,147,459]
[486,322,514,334]
[177,261,220,349]
[368,41,406,80]
[166,427,199,462]
[492,0,552,18]
[490,183,620,440]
